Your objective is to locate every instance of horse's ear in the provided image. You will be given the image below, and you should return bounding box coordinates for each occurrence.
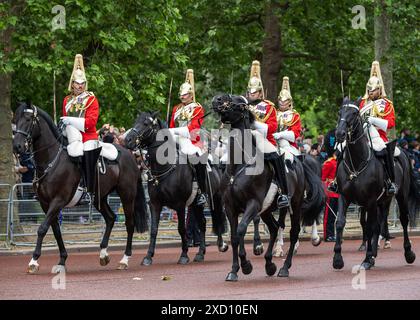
[342,96,350,105]
[355,96,363,106]
[151,110,160,119]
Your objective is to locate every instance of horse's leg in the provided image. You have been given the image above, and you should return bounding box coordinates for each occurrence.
[333,196,349,269]
[361,203,378,270]
[359,208,367,251]
[274,208,287,257]
[192,204,206,262]
[278,205,301,277]
[226,207,240,281]
[117,195,135,270]
[253,216,264,255]
[28,204,61,274]
[311,221,321,246]
[396,195,416,264]
[238,200,261,275]
[382,203,392,249]
[50,216,68,274]
[261,212,278,276]
[142,202,162,266]
[176,206,190,265]
[213,193,228,252]
[96,198,115,266]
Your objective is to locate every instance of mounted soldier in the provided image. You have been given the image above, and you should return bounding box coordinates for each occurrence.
[60,54,101,202]
[273,76,302,157]
[246,60,289,208]
[169,69,208,205]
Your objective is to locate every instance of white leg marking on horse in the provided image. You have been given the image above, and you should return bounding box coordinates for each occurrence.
[100,248,108,259]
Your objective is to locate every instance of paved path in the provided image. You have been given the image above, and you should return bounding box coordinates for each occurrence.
[1,237,419,300]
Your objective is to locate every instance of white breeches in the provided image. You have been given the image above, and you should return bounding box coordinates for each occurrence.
[278,139,300,163]
[173,135,203,156]
[364,123,386,152]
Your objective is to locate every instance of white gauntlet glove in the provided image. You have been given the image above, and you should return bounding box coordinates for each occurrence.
[60,116,85,132]
[367,116,388,132]
[253,121,268,138]
[273,130,295,142]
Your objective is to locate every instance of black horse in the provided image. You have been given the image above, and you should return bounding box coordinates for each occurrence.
[125,111,228,265]
[13,103,148,273]
[333,97,416,270]
[212,94,325,280]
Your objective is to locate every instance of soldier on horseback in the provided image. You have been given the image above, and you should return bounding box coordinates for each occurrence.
[246,60,289,208]
[60,54,101,202]
[169,69,208,206]
[359,60,397,195]
[273,76,302,156]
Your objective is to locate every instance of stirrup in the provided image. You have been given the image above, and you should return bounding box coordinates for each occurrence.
[387,182,397,195]
[77,192,91,206]
[277,194,290,209]
[195,193,207,206]
[328,181,338,193]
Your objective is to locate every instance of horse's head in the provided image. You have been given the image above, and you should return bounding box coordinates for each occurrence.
[125,111,161,150]
[211,94,251,126]
[335,97,362,143]
[13,102,41,155]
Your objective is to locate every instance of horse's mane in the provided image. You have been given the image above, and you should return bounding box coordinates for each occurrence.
[16,102,62,140]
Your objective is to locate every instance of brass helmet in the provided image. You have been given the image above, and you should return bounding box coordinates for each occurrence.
[68,54,88,92]
[278,76,293,106]
[364,60,387,98]
[179,69,195,102]
[247,60,264,98]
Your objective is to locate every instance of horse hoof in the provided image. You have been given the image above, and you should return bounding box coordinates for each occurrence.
[177,256,190,265]
[265,262,277,276]
[360,262,373,270]
[117,263,128,270]
[141,257,153,266]
[225,272,238,282]
[333,254,344,270]
[241,261,253,275]
[218,243,229,253]
[51,265,66,274]
[100,255,110,266]
[253,244,264,256]
[27,264,39,274]
[358,244,366,252]
[311,237,322,247]
[193,254,204,262]
[384,241,391,249]
[277,267,289,277]
[405,251,416,264]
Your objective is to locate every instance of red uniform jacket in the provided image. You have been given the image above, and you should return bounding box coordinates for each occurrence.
[278,110,302,148]
[359,98,395,142]
[63,93,99,142]
[169,102,205,147]
[322,156,339,198]
[251,100,278,146]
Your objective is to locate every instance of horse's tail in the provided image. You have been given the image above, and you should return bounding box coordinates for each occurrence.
[408,160,420,225]
[301,160,326,226]
[134,172,149,233]
[210,192,227,235]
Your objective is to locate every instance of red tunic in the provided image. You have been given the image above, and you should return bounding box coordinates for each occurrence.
[169,102,205,147]
[278,110,302,148]
[63,93,99,142]
[322,156,339,198]
[251,100,278,146]
[359,98,395,142]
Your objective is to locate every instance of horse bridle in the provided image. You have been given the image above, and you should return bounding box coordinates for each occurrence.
[15,105,40,153]
[338,103,372,180]
[212,96,249,125]
[131,116,159,149]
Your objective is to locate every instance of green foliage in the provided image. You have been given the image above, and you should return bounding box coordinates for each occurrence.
[1,0,418,133]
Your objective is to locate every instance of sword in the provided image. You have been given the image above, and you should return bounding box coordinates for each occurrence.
[166,77,173,124]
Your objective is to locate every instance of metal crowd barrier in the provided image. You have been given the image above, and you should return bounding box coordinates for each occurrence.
[0,183,12,243]
[1,181,418,247]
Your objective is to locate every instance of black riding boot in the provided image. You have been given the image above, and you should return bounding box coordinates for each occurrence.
[266,153,290,208]
[384,142,397,195]
[82,147,102,196]
[194,162,208,206]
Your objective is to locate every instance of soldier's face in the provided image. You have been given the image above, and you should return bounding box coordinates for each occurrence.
[278,99,291,112]
[247,90,262,102]
[368,88,380,100]
[180,93,193,104]
[72,81,86,95]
